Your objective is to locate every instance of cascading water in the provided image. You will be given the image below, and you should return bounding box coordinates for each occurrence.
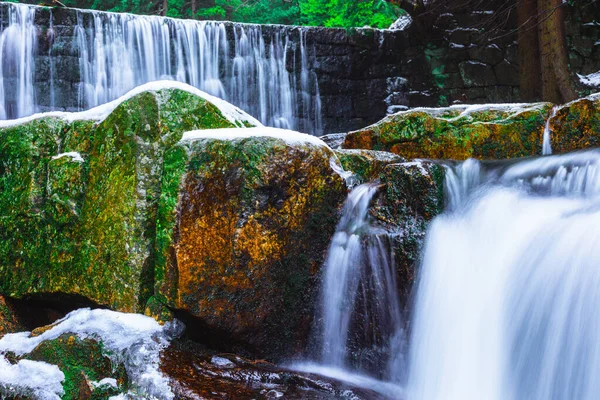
[542,106,558,155]
[0,2,322,134]
[408,149,600,400]
[294,183,406,398]
[0,3,36,119]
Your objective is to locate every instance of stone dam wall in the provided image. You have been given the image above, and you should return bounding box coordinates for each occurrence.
[1,2,600,134]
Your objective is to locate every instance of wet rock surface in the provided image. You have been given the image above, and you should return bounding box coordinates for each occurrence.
[161,339,390,399]
[155,133,347,361]
[372,161,445,304]
[335,149,405,183]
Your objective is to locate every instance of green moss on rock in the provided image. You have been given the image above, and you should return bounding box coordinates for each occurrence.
[25,334,126,399]
[343,103,554,160]
[0,295,21,337]
[335,149,405,183]
[551,96,600,153]
[0,88,251,312]
[155,135,346,360]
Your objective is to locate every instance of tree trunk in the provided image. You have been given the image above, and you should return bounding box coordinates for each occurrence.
[162,0,168,16]
[517,0,541,101]
[549,0,577,102]
[537,0,576,103]
[538,0,561,103]
[191,0,197,17]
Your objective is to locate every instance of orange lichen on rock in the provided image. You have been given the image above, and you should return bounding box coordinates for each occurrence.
[0,295,21,336]
[155,135,346,360]
[552,97,600,154]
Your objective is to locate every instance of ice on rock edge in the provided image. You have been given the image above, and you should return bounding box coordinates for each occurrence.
[0,81,263,129]
[0,357,65,400]
[92,377,118,389]
[51,152,85,163]
[0,308,184,400]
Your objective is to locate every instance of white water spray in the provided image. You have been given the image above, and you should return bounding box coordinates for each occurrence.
[408,149,600,400]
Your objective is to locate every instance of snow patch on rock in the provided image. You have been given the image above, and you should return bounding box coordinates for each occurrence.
[0,357,65,400]
[389,14,412,31]
[0,81,262,129]
[180,127,328,148]
[0,308,184,400]
[51,152,84,163]
[578,71,600,88]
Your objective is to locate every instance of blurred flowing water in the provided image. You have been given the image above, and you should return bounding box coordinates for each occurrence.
[0,2,322,133]
[294,183,406,398]
[408,149,600,400]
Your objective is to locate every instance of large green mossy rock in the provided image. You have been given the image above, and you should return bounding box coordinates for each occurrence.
[343,103,554,160]
[0,87,256,312]
[551,95,600,153]
[154,129,346,360]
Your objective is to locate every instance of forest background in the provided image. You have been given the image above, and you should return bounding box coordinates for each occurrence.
[9,0,406,28]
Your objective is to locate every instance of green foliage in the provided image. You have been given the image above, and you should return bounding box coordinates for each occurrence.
[301,0,401,29]
[233,0,301,25]
[16,0,403,29]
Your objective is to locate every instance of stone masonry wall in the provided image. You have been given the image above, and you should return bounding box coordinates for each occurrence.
[1,2,600,134]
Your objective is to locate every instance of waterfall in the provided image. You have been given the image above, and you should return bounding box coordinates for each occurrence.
[0,3,36,119]
[292,183,406,398]
[542,106,558,156]
[408,149,600,400]
[0,3,322,134]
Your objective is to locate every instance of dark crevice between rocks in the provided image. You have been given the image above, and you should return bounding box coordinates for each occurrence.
[6,293,104,331]
[138,250,156,312]
[172,308,261,361]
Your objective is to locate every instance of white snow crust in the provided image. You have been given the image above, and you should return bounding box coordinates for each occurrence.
[0,81,262,129]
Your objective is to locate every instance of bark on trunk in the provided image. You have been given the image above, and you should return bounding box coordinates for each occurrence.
[191,0,197,17]
[162,0,168,16]
[538,0,561,103]
[517,0,541,101]
[549,0,577,102]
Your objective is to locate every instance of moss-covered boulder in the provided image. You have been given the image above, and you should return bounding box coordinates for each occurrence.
[154,128,346,360]
[25,334,126,399]
[551,95,600,153]
[371,161,445,302]
[335,149,405,183]
[343,104,554,160]
[0,84,258,312]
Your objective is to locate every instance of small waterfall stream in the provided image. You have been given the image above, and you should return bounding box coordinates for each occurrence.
[408,150,600,400]
[294,183,406,398]
[0,2,322,133]
[542,106,558,155]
